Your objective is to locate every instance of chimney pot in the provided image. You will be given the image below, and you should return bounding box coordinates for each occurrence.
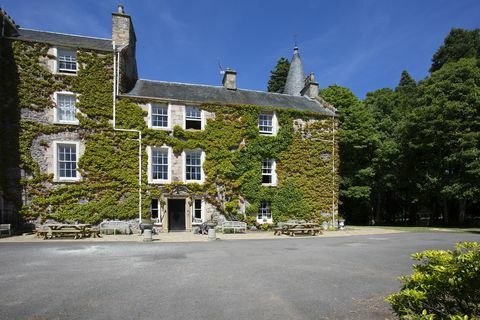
[118,4,125,14]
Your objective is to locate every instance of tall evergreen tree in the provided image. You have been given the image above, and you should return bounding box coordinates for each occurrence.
[321,85,378,224]
[395,70,416,96]
[404,58,480,224]
[267,57,290,93]
[430,28,480,72]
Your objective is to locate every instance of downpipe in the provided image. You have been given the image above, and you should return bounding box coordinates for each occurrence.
[112,42,143,221]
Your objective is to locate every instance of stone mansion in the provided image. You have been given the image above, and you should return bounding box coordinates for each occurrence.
[0,5,338,231]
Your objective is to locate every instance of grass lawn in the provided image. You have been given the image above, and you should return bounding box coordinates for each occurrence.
[349,225,480,234]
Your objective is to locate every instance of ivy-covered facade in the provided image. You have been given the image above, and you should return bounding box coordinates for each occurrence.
[0,6,338,230]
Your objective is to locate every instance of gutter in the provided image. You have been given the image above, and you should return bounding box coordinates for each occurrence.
[112,41,143,221]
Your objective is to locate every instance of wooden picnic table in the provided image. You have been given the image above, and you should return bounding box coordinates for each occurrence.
[38,224,98,240]
[274,222,322,237]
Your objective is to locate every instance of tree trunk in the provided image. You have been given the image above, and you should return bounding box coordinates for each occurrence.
[458,199,466,225]
[375,192,382,224]
[443,198,449,225]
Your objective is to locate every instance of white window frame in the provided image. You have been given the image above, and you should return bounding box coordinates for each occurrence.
[257,201,273,224]
[148,103,172,130]
[192,198,204,225]
[183,149,205,183]
[54,48,78,74]
[53,141,81,182]
[184,106,204,130]
[151,198,163,224]
[261,158,277,186]
[258,111,278,136]
[147,146,172,184]
[53,91,79,125]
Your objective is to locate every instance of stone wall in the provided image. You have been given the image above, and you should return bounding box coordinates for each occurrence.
[31,132,84,177]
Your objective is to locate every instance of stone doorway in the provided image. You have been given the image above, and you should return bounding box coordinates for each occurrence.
[168,199,186,231]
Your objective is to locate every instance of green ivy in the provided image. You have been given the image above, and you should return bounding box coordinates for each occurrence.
[1,40,339,225]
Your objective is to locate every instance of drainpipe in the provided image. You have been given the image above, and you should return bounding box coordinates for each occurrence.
[112,42,143,221]
[331,116,336,228]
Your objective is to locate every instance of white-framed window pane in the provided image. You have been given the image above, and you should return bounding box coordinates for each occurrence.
[57,94,77,122]
[257,201,272,220]
[58,144,77,178]
[186,106,202,130]
[186,106,201,119]
[151,105,169,128]
[58,50,77,72]
[152,149,168,180]
[262,158,273,184]
[186,151,202,181]
[194,199,202,220]
[259,113,273,133]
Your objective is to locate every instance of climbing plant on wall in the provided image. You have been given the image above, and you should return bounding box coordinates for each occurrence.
[1,40,339,225]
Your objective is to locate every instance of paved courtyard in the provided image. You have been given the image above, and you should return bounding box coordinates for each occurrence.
[0,232,478,320]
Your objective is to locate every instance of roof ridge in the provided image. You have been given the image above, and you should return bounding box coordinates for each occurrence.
[138,78,316,101]
[139,78,223,88]
[20,28,111,41]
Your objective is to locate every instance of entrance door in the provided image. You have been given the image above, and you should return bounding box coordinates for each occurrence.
[168,199,186,231]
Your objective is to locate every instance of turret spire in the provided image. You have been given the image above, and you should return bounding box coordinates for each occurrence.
[283,46,306,96]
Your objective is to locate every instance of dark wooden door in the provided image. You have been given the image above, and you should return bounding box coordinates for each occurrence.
[168,199,185,231]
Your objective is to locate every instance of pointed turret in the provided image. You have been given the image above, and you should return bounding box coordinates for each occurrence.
[283,47,306,96]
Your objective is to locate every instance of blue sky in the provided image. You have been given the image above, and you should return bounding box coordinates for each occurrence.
[3,0,479,98]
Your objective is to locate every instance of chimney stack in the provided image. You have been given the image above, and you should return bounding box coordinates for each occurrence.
[112,5,138,92]
[301,72,319,99]
[112,4,135,47]
[222,68,237,90]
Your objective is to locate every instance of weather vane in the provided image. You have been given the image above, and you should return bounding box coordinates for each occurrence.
[294,33,298,47]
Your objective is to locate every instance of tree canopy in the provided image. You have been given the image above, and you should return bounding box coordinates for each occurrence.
[269,28,480,226]
[430,28,480,72]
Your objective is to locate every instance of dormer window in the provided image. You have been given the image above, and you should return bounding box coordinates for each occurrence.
[185,106,202,130]
[57,49,77,73]
[258,112,277,135]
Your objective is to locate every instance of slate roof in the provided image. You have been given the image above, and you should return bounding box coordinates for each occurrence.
[124,79,336,115]
[283,47,306,96]
[10,29,112,51]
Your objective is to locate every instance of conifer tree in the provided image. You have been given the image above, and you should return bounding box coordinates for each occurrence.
[267,57,290,93]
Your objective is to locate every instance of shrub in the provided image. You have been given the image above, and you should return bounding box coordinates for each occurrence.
[261,223,270,231]
[245,215,257,226]
[386,242,480,319]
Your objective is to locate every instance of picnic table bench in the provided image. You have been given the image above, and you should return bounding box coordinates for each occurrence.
[36,224,100,240]
[287,227,322,236]
[274,222,322,237]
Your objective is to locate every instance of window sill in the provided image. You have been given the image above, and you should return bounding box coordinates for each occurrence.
[55,71,78,76]
[149,126,172,131]
[54,178,81,183]
[261,183,277,187]
[149,179,171,184]
[54,120,80,126]
[185,180,204,184]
